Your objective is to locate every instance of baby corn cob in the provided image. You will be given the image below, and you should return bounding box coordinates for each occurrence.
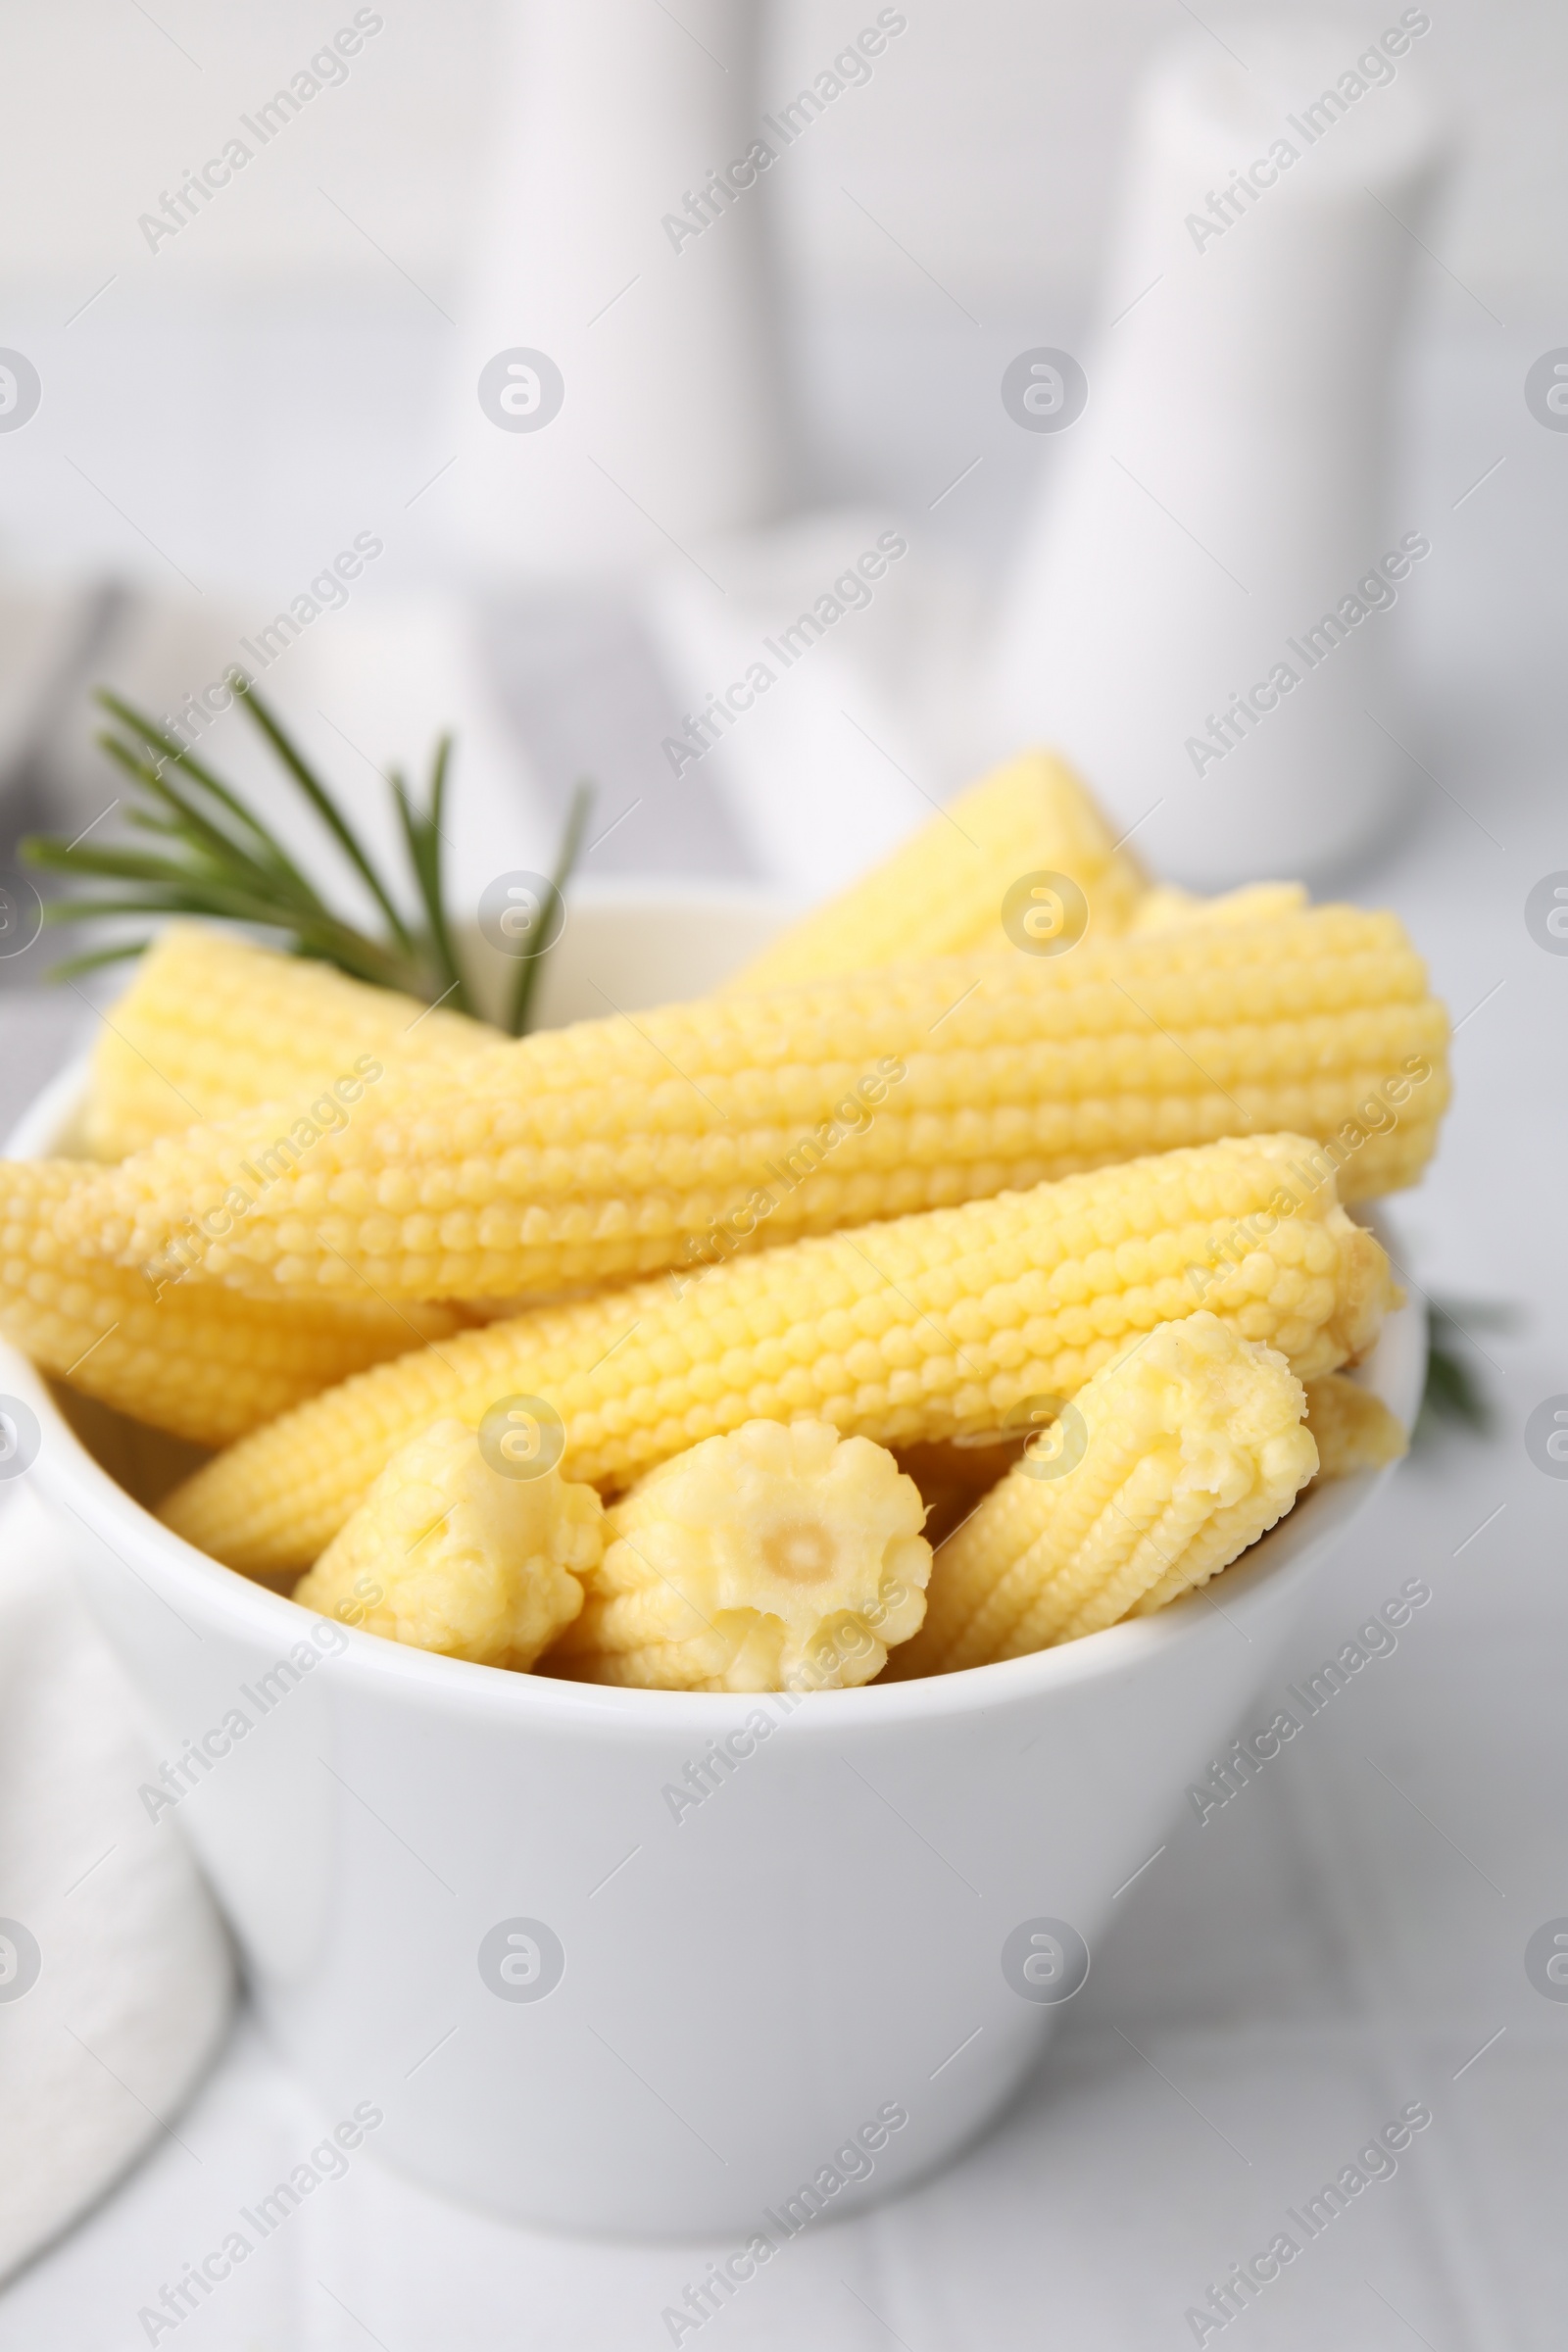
[159,1135,1395,1577]
[890,1315,1400,1543]
[62,904,1447,1301]
[82,923,488,1159]
[294,1418,602,1668]
[1127,882,1308,934]
[0,1161,461,1446]
[549,1419,929,1691]
[724,751,1148,991]
[889,1314,1317,1674]
[1303,1373,1408,1480]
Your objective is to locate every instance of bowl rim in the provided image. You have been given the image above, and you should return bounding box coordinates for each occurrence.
[2,1013,1426,1740]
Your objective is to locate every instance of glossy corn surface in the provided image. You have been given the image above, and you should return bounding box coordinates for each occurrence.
[294,1417,601,1667]
[724,751,1148,990]
[65,905,1447,1300]
[82,923,488,1158]
[159,1135,1395,1576]
[550,1419,929,1691]
[890,1313,1316,1673]
[0,1159,459,1446]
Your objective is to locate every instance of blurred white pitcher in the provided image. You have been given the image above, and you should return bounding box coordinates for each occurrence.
[444,0,786,580]
[987,15,1448,884]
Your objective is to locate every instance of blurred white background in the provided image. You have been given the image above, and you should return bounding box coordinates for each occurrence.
[0,0,1563,904]
[0,0,1560,584]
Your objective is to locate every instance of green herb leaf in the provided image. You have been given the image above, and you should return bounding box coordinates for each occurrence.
[1414,1295,1518,1446]
[21,682,592,1029]
[391,735,473,1016]
[507,780,594,1038]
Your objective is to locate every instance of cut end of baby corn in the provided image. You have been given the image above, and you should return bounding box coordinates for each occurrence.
[0,1158,463,1447]
[294,1417,601,1670]
[889,1313,1318,1675]
[156,1135,1396,1579]
[723,750,1147,991]
[82,922,489,1159]
[1303,1373,1407,1480]
[547,1419,930,1692]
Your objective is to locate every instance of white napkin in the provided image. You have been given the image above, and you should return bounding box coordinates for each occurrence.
[0,1486,231,2285]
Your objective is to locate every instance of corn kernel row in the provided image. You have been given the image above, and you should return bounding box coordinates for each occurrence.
[82,923,487,1160]
[724,751,1148,991]
[54,905,1446,1303]
[888,1313,1317,1673]
[0,1160,462,1446]
[158,1134,1395,1577]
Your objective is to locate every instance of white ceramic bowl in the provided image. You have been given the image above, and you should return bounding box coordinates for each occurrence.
[0,885,1425,2238]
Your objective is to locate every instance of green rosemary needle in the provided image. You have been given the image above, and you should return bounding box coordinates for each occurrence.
[21,672,592,1036]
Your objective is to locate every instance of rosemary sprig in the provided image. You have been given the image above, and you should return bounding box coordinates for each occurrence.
[21,674,590,1036]
[390,735,473,1016]
[234,684,417,958]
[1415,1296,1518,1446]
[508,779,594,1039]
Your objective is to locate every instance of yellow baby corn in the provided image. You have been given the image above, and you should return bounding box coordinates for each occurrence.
[892,1310,1403,1544]
[159,1134,1395,1578]
[63,904,1447,1301]
[0,1160,461,1446]
[1127,882,1308,934]
[725,752,1147,991]
[549,1419,929,1691]
[1303,1373,1408,1480]
[890,1314,1317,1674]
[294,1417,602,1668]
[82,923,488,1159]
